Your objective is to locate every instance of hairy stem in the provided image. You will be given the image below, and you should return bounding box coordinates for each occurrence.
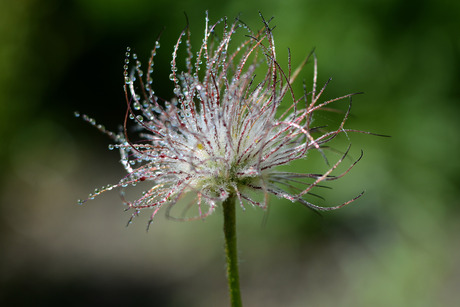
[223,195,243,307]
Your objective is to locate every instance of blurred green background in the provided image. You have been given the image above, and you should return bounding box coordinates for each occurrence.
[1,0,459,306]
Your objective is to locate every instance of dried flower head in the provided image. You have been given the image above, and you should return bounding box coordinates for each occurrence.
[77,13,366,228]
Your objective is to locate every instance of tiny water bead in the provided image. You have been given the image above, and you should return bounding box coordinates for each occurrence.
[133,102,141,110]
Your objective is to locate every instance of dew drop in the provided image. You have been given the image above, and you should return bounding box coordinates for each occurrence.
[74,111,80,118]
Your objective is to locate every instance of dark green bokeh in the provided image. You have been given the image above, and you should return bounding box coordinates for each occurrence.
[1,0,459,306]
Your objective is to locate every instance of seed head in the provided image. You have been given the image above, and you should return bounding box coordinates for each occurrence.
[78,13,366,228]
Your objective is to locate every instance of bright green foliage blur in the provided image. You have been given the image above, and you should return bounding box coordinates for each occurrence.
[1,0,459,306]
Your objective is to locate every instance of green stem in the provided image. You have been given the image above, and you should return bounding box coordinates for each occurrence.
[223,195,243,307]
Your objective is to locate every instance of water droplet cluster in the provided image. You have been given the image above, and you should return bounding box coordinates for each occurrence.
[77,12,364,228]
